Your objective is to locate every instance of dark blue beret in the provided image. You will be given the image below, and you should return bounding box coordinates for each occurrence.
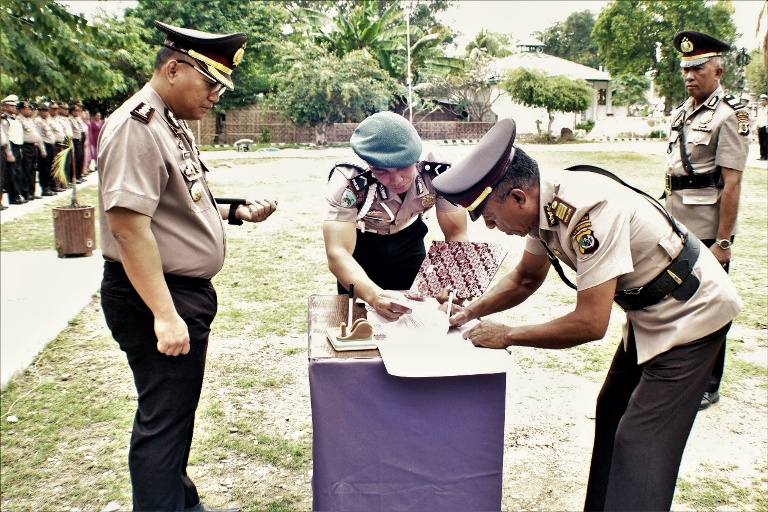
[350,112,422,169]
[432,119,516,221]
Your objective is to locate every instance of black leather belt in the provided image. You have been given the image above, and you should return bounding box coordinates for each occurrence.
[613,233,701,311]
[665,171,722,192]
[105,261,211,287]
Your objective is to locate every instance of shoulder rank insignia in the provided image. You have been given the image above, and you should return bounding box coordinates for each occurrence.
[421,161,450,176]
[544,195,575,226]
[573,215,599,255]
[723,94,744,110]
[130,103,154,124]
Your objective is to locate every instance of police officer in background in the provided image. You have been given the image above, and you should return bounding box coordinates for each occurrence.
[758,94,768,161]
[323,111,468,320]
[35,102,57,196]
[431,118,741,510]
[99,20,276,512]
[664,31,750,410]
[18,101,46,200]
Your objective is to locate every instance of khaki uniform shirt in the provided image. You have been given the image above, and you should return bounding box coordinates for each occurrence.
[524,169,741,363]
[0,116,8,147]
[49,115,66,143]
[19,115,41,145]
[69,116,86,140]
[56,114,73,140]
[325,150,461,234]
[664,87,750,239]
[98,84,226,279]
[35,117,54,145]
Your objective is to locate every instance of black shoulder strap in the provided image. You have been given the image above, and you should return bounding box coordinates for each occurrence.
[421,161,451,176]
[327,162,376,192]
[543,165,688,291]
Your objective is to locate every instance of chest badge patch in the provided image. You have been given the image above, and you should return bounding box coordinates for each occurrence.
[573,214,599,254]
[340,187,357,208]
[189,180,204,202]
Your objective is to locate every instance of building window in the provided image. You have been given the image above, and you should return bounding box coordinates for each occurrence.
[598,89,607,106]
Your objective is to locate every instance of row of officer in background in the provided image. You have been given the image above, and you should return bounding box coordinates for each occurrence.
[0,96,89,207]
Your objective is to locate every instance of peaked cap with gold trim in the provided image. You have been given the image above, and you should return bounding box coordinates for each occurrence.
[155,20,246,91]
[673,30,730,68]
[432,118,516,221]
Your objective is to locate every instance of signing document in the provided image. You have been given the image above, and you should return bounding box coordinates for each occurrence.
[366,293,512,378]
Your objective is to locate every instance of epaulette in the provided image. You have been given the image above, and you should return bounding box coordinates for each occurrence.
[328,162,376,192]
[421,161,451,176]
[130,102,154,124]
[722,94,744,110]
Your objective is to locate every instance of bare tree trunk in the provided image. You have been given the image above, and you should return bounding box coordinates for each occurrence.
[314,123,328,146]
[547,111,555,136]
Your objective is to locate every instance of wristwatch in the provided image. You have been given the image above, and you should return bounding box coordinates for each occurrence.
[714,239,732,250]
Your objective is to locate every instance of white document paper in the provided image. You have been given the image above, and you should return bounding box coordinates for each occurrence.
[365,296,512,378]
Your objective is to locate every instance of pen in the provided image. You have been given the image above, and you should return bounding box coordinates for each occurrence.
[348,283,355,327]
[446,289,454,320]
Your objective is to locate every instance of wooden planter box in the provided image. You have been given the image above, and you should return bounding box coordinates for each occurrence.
[52,205,96,258]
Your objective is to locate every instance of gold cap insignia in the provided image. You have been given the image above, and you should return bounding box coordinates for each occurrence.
[233,44,245,66]
[680,37,694,53]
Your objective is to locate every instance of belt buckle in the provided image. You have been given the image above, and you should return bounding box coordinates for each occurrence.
[665,174,672,193]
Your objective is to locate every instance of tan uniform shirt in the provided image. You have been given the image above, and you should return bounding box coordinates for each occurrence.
[524,169,741,363]
[325,150,461,234]
[664,87,750,239]
[35,117,54,145]
[57,114,73,140]
[98,84,226,279]
[49,115,66,143]
[19,115,41,145]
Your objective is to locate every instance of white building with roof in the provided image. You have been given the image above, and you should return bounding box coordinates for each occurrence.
[489,38,614,136]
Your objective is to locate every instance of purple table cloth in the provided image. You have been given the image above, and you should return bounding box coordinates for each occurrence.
[308,295,506,511]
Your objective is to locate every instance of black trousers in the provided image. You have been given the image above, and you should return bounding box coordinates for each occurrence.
[699,237,733,393]
[101,262,217,512]
[336,218,429,294]
[758,125,767,159]
[21,142,38,198]
[39,142,54,191]
[583,322,729,511]
[72,138,84,179]
[7,143,24,199]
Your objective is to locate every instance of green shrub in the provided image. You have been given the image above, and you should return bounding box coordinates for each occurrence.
[649,129,667,139]
[575,119,595,132]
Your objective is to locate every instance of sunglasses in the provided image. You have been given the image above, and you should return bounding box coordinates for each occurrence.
[177,60,227,96]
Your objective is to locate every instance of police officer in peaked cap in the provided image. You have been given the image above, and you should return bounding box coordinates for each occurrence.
[98,21,276,512]
[665,30,750,411]
[432,118,741,509]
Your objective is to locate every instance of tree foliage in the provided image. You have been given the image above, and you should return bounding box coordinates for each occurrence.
[0,0,127,101]
[501,68,592,135]
[269,47,396,145]
[420,49,501,121]
[539,10,600,69]
[745,48,767,96]
[611,73,652,114]
[465,30,512,58]
[592,0,740,112]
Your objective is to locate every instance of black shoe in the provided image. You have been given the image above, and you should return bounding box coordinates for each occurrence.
[0,204,7,210]
[42,189,56,196]
[10,198,25,204]
[76,179,84,184]
[699,390,720,410]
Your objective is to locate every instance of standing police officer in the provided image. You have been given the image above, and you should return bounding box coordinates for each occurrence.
[99,20,276,512]
[431,118,741,510]
[323,111,468,320]
[17,100,46,200]
[664,31,750,410]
